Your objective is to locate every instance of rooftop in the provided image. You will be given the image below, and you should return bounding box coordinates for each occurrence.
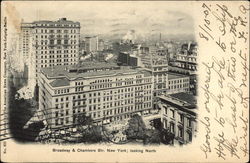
[168,72,189,80]
[71,61,119,70]
[159,92,197,111]
[22,18,80,27]
[41,63,152,87]
[170,92,196,106]
[49,78,70,87]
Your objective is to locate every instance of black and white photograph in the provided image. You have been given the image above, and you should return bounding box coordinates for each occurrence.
[0,1,249,162]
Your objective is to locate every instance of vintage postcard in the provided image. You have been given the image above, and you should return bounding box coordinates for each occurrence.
[0,0,249,162]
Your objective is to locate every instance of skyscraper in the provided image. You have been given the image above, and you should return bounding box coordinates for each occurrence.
[84,36,98,53]
[20,18,80,95]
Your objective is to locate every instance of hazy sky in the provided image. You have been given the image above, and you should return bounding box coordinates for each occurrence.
[4,1,195,38]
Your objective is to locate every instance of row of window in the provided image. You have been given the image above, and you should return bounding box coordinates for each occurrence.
[54,107,152,126]
[55,117,70,126]
[35,34,78,39]
[55,109,70,117]
[37,45,78,50]
[169,79,189,84]
[168,84,189,90]
[54,97,152,112]
[39,54,77,58]
[164,107,192,127]
[35,28,78,33]
[163,120,193,142]
[54,89,70,95]
[40,62,76,68]
[38,40,78,46]
[40,58,76,64]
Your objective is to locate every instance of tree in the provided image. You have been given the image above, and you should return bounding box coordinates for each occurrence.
[160,128,175,145]
[75,113,103,143]
[125,114,146,140]
[143,129,161,144]
[80,126,103,143]
[77,113,92,125]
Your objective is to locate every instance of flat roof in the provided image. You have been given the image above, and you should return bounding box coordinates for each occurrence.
[168,72,189,80]
[169,92,196,106]
[159,92,197,114]
[33,19,80,25]
[72,61,119,70]
[41,63,152,85]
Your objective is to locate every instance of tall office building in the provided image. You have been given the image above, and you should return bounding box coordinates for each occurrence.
[140,47,169,96]
[20,18,80,94]
[38,62,153,130]
[84,36,98,53]
[169,42,198,95]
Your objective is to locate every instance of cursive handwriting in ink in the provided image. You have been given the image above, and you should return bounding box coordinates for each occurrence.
[200,117,212,158]
[214,132,240,159]
[239,116,249,157]
[225,94,237,133]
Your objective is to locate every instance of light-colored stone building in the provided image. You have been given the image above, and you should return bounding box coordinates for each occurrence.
[38,62,154,130]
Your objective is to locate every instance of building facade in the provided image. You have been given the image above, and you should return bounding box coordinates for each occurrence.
[169,42,198,95]
[158,92,197,145]
[84,36,99,53]
[170,42,197,74]
[20,18,80,94]
[167,73,190,94]
[38,62,154,130]
[140,49,169,96]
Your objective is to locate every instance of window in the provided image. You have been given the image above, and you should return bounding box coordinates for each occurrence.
[179,113,184,123]
[187,118,192,127]
[55,119,59,125]
[170,123,175,133]
[178,127,183,138]
[55,112,58,117]
[164,119,168,129]
[170,109,175,118]
[187,132,192,141]
[60,118,64,125]
[164,107,167,115]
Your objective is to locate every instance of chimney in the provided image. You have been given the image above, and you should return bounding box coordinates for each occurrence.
[60,18,67,21]
[188,42,191,51]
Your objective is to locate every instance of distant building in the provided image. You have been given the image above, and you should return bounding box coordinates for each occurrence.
[98,39,105,51]
[140,46,169,96]
[167,73,190,94]
[158,92,197,145]
[85,36,98,53]
[140,46,149,55]
[8,33,24,72]
[38,62,154,130]
[169,42,198,95]
[170,42,197,73]
[117,52,138,67]
[79,40,86,55]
